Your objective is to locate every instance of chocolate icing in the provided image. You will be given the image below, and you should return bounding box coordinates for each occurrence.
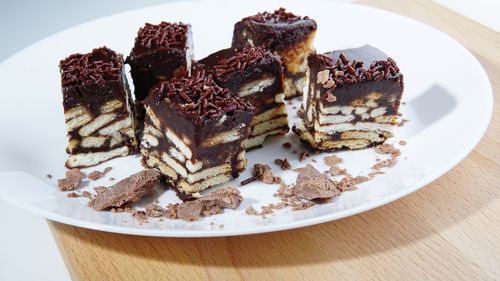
[231,8,317,52]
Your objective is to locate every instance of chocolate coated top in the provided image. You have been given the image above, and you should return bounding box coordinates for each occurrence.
[232,8,317,51]
[129,22,189,59]
[59,47,122,87]
[146,75,255,125]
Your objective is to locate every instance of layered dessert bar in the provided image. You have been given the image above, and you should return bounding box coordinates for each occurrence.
[197,46,289,149]
[60,47,138,168]
[126,22,193,123]
[232,8,317,99]
[294,45,404,150]
[140,74,255,200]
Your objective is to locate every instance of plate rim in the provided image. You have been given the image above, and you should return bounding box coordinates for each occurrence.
[0,0,493,237]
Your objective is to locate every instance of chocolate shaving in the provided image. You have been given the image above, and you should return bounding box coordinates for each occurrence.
[60,47,122,87]
[299,151,310,162]
[147,75,254,125]
[274,158,292,170]
[253,164,281,184]
[89,169,161,211]
[58,169,86,191]
[323,155,343,166]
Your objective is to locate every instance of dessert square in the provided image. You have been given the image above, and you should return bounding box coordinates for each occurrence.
[294,45,404,151]
[126,22,193,123]
[59,47,138,168]
[232,8,317,99]
[140,75,255,200]
[198,46,289,149]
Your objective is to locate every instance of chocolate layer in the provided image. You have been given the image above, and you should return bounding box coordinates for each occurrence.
[231,8,317,52]
[126,22,193,122]
[59,47,138,167]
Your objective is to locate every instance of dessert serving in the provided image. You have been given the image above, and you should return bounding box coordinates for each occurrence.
[140,74,255,200]
[59,47,138,168]
[53,7,408,224]
[232,8,317,99]
[126,22,194,124]
[197,46,289,148]
[294,45,404,151]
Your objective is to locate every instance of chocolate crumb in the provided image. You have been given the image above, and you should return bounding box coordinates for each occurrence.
[294,164,340,200]
[58,169,86,191]
[323,155,343,166]
[282,142,292,149]
[46,174,52,179]
[165,203,179,219]
[89,169,161,211]
[93,186,108,194]
[299,151,310,162]
[103,167,113,174]
[245,205,259,215]
[88,170,104,181]
[218,224,224,229]
[145,204,166,218]
[132,210,148,221]
[253,164,280,184]
[67,192,80,198]
[81,191,92,198]
[399,140,407,145]
[109,177,115,181]
[177,200,202,221]
[274,158,292,170]
[240,176,257,186]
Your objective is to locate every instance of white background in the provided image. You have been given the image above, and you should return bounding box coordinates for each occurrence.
[0,1,497,280]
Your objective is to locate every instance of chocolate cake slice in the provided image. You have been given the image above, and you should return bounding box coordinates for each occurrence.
[197,46,289,149]
[140,74,255,200]
[126,22,193,124]
[59,47,138,168]
[294,45,404,150]
[232,8,317,99]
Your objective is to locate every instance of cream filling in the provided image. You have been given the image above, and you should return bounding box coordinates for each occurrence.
[252,116,288,136]
[179,173,232,193]
[251,103,287,126]
[99,118,132,136]
[161,152,188,178]
[65,113,92,132]
[165,127,192,159]
[317,122,394,134]
[169,147,186,163]
[243,127,289,148]
[142,133,158,148]
[318,114,355,125]
[100,99,123,114]
[186,160,203,173]
[79,113,116,137]
[187,164,231,184]
[202,128,243,147]
[66,146,129,168]
[239,77,276,97]
[81,136,107,148]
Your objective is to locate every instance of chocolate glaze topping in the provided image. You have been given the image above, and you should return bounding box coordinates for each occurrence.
[243,7,309,23]
[129,22,189,56]
[147,75,255,125]
[60,47,122,87]
[310,45,403,101]
[232,8,317,51]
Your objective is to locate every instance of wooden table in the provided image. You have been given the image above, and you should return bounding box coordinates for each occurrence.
[49,1,500,280]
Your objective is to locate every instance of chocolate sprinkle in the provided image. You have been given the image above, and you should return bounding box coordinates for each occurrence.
[243,7,310,23]
[147,75,255,125]
[133,22,189,51]
[60,47,122,87]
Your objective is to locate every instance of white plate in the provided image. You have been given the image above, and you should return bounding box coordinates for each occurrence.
[0,0,492,237]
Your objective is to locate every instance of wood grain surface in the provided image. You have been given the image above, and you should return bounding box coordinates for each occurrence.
[49,1,500,280]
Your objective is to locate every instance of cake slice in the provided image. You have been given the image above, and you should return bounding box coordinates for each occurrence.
[126,22,194,124]
[59,47,138,168]
[140,74,255,200]
[197,46,289,149]
[232,8,317,99]
[294,45,404,150]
